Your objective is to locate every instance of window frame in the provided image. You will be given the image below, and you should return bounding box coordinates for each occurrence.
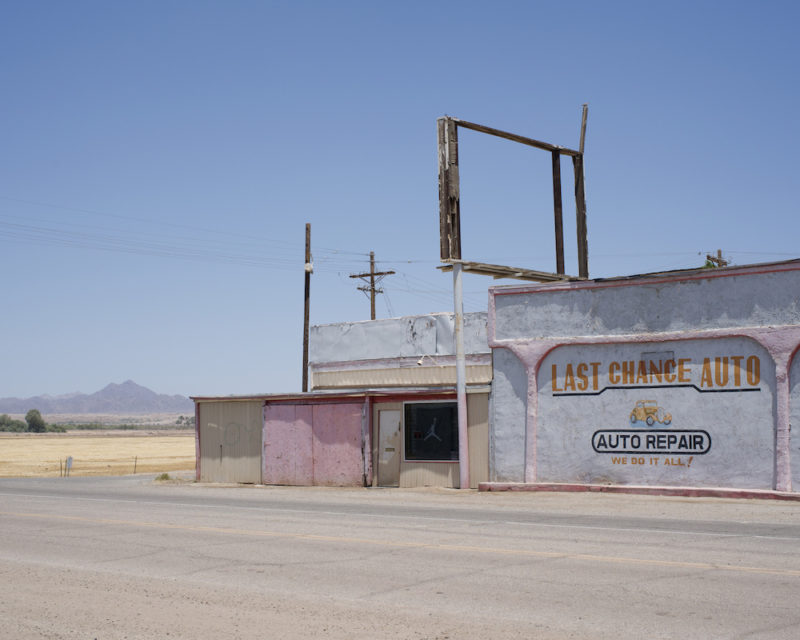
[402,400,459,463]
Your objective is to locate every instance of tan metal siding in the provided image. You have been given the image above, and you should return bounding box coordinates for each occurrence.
[198,400,262,483]
[312,364,493,390]
[372,402,401,487]
[398,392,489,489]
[467,393,489,488]
[399,462,458,488]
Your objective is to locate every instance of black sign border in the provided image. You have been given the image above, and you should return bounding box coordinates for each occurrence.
[592,428,712,455]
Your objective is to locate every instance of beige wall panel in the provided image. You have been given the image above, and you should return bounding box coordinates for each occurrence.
[312,365,492,390]
[467,393,489,488]
[400,462,458,488]
[198,400,262,483]
[373,402,401,487]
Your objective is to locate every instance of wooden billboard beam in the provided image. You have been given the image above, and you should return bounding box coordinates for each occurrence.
[438,117,461,261]
[575,104,589,279]
[449,118,581,157]
[438,108,588,278]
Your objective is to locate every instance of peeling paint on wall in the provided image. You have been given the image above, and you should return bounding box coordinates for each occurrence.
[310,312,489,364]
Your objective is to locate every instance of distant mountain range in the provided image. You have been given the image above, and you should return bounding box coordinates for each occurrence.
[0,380,193,414]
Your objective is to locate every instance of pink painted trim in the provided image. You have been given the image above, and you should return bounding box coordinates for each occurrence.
[267,397,375,407]
[363,395,373,487]
[791,342,800,370]
[478,482,800,501]
[487,284,498,350]
[525,372,538,483]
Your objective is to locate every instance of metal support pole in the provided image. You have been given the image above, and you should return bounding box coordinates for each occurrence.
[452,262,469,489]
[302,223,312,392]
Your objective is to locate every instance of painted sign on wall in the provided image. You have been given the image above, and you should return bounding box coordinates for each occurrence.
[536,337,776,489]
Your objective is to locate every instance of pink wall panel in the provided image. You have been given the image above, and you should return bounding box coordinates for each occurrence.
[263,404,313,485]
[311,403,363,486]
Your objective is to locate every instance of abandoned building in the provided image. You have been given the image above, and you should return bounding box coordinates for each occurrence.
[193,258,800,494]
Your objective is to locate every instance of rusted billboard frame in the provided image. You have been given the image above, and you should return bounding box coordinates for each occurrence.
[438,106,589,280]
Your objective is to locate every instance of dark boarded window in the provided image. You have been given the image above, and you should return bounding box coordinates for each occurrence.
[404,402,459,461]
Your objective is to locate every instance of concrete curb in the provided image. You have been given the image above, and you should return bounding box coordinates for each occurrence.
[478,482,800,501]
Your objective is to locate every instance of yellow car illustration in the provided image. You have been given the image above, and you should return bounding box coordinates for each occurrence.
[630,400,672,426]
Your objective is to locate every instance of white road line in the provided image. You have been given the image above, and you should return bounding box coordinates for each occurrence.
[0,490,798,541]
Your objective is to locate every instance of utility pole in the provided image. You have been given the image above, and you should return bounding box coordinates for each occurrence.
[302,223,312,392]
[349,251,395,320]
[705,249,728,268]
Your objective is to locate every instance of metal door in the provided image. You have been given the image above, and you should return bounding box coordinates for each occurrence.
[377,410,401,486]
[263,404,313,486]
[198,401,263,483]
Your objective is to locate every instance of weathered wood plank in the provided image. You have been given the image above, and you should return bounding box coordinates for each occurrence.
[573,154,588,279]
[551,150,565,275]
[438,117,462,260]
[438,260,573,283]
[450,118,581,157]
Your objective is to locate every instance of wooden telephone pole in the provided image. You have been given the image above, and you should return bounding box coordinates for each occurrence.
[349,251,395,320]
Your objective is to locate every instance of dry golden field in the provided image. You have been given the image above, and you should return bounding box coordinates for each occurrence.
[0,431,195,478]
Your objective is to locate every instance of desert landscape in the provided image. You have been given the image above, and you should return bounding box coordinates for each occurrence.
[0,429,195,478]
[0,383,198,478]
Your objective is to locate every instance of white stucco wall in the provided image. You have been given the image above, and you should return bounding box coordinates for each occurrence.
[489,347,528,482]
[494,266,800,341]
[489,261,800,491]
[310,312,489,364]
[791,353,800,490]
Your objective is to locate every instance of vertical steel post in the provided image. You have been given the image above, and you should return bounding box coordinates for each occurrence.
[452,261,469,489]
[302,223,311,392]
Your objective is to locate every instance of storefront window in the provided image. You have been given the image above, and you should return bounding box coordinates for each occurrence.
[404,402,458,461]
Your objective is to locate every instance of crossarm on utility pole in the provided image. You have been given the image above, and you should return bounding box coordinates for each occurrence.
[349,251,395,320]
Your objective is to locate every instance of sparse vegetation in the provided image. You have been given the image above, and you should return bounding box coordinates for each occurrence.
[155,472,172,481]
[0,412,194,433]
[63,423,140,431]
[0,414,27,432]
[25,409,46,433]
[1,411,65,432]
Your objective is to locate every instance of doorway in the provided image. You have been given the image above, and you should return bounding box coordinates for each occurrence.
[377,409,401,486]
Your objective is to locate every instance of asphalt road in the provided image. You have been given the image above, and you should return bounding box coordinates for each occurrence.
[1,475,799,639]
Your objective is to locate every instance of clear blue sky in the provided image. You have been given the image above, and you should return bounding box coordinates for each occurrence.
[1,1,797,399]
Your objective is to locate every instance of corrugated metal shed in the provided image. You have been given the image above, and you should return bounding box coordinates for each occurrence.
[197,400,262,483]
[193,387,489,488]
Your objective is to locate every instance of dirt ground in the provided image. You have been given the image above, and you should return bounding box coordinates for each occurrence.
[0,431,195,477]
